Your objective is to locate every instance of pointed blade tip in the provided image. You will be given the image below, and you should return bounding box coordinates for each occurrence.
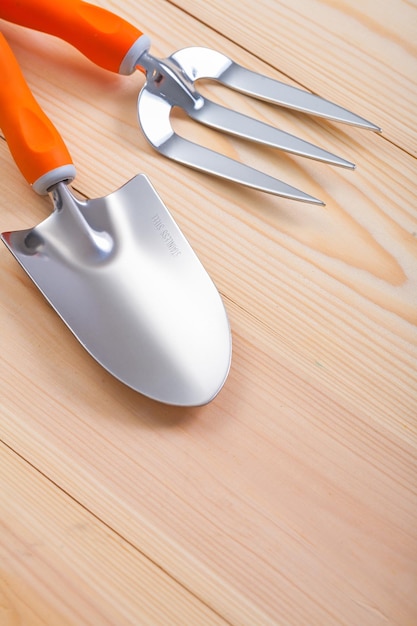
[287,192,325,206]
[311,197,326,207]
[352,118,382,133]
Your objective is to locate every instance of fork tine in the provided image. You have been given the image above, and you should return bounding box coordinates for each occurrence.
[162,133,325,203]
[139,87,324,204]
[219,61,381,132]
[189,100,355,168]
[171,48,380,132]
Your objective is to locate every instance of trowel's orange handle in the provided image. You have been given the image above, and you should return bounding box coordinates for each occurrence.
[0,0,147,75]
[0,32,75,194]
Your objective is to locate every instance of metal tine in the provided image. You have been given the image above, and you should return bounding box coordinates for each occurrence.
[171,48,381,132]
[187,99,355,169]
[220,63,382,131]
[138,90,324,204]
[163,133,325,204]
[166,49,355,168]
[137,45,382,201]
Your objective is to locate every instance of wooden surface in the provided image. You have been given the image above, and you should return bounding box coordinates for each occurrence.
[1,1,416,624]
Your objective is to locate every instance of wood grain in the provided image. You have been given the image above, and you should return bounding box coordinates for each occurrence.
[169,0,417,154]
[0,443,228,625]
[1,0,416,624]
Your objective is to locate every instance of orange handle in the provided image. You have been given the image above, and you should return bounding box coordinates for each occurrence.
[0,32,75,194]
[0,0,145,74]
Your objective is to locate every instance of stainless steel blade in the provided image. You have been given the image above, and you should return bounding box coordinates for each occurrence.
[1,175,231,406]
[186,99,355,168]
[138,89,324,204]
[170,48,381,132]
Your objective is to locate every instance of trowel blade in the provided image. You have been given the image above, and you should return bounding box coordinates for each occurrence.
[1,175,231,406]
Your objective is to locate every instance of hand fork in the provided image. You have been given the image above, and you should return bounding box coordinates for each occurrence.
[0,0,381,204]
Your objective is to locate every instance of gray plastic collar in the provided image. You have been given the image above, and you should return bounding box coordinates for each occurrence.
[32,165,76,195]
[119,34,151,75]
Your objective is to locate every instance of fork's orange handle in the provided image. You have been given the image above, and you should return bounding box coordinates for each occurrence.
[0,0,147,75]
[0,32,75,194]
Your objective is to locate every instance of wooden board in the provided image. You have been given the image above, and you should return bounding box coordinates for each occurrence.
[1,1,416,624]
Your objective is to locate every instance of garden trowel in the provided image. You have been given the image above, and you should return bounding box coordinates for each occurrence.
[0,32,231,406]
